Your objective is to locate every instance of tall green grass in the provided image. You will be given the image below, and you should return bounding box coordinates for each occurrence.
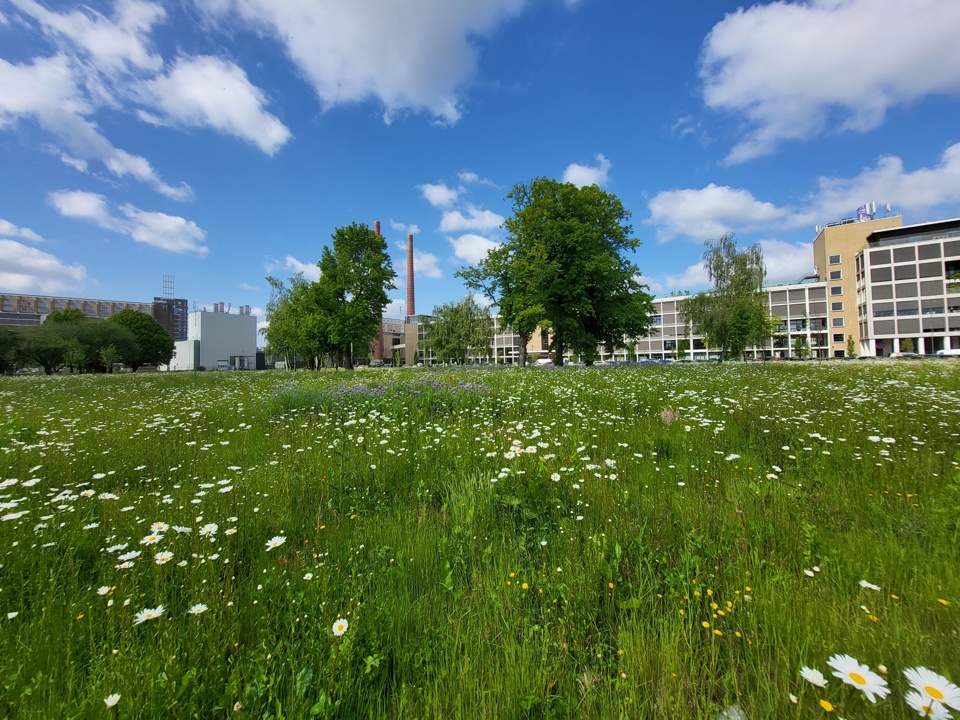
[0,362,958,718]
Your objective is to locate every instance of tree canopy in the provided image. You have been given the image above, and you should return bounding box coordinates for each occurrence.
[108,309,174,370]
[262,222,396,369]
[458,178,653,365]
[683,235,770,360]
[420,295,493,365]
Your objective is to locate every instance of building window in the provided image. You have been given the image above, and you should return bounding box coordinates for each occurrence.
[829,254,841,264]
[829,270,842,280]
[832,317,844,327]
[833,333,845,343]
[830,286,843,296]
[831,301,843,311]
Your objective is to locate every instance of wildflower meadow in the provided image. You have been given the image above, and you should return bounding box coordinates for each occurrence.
[1,362,958,718]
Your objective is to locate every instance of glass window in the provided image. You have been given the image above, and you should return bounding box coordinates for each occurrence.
[831,301,843,311]
[830,286,843,296]
[832,333,845,342]
[829,254,841,264]
[832,317,844,327]
[829,270,842,280]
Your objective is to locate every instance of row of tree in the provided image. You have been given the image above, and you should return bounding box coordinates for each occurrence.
[0,308,175,375]
[259,182,773,369]
[261,223,395,370]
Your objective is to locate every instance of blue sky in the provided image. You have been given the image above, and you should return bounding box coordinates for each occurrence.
[2,0,960,336]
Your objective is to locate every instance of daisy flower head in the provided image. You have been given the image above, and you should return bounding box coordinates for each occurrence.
[133,605,165,625]
[905,691,952,719]
[187,603,208,615]
[827,654,889,703]
[859,579,881,591]
[801,666,828,687]
[140,533,163,545]
[904,667,960,710]
[150,522,169,533]
[332,618,349,636]
[199,523,218,538]
[154,551,174,565]
[265,536,286,551]
[104,693,121,708]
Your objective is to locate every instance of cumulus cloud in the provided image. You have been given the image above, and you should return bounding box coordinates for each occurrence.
[390,220,421,236]
[701,0,960,163]
[448,233,501,266]
[394,242,442,279]
[383,298,404,317]
[48,189,208,255]
[439,204,505,233]
[562,153,611,188]
[264,254,321,282]
[472,293,493,308]
[809,142,960,222]
[11,0,165,72]
[0,218,44,243]
[419,182,459,208]
[197,0,529,124]
[240,282,259,292]
[758,239,814,284]
[0,54,192,199]
[0,238,87,293]
[136,55,291,155]
[647,263,710,297]
[647,183,787,242]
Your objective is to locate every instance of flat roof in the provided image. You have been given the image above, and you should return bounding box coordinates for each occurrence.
[867,217,960,244]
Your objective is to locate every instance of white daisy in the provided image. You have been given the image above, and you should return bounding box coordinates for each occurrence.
[905,691,951,719]
[154,551,174,565]
[800,666,828,687]
[104,693,120,708]
[332,618,348,636]
[904,667,960,711]
[827,654,889,703]
[133,605,164,625]
[187,603,208,615]
[265,536,286,551]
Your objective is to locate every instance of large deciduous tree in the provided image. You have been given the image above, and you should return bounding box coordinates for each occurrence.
[460,178,653,366]
[315,223,396,370]
[107,309,174,370]
[420,295,493,365]
[683,235,770,360]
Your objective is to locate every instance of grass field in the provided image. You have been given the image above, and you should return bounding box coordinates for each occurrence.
[1,362,959,719]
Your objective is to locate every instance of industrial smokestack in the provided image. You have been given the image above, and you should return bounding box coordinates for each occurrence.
[374,220,380,236]
[406,234,415,321]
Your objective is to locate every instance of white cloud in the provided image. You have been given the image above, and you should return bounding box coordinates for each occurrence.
[136,55,291,155]
[647,183,787,241]
[810,143,960,222]
[0,238,87,293]
[197,0,529,124]
[0,218,44,243]
[419,182,459,208]
[264,255,321,283]
[11,0,165,72]
[701,0,960,163]
[448,233,500,266]
[562,153,611,188]
[472,293,493,308]
[383,298,404,317]
[439,204,505,232]
[48,189,207,255]
[415,250,442,279]
[57,152,88,173]
[0,54,192,199]
[390,220,421,236]
[662,262,710,291]
[458,170,480,183]
[758,239,814,284]
[0,11,8,26]
[240,282,259,292]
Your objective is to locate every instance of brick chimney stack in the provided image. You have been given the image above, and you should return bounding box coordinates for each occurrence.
[406,234,415,321]
[372,220,384,362]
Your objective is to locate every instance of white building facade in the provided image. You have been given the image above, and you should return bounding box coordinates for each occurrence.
[164,305,257,371]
